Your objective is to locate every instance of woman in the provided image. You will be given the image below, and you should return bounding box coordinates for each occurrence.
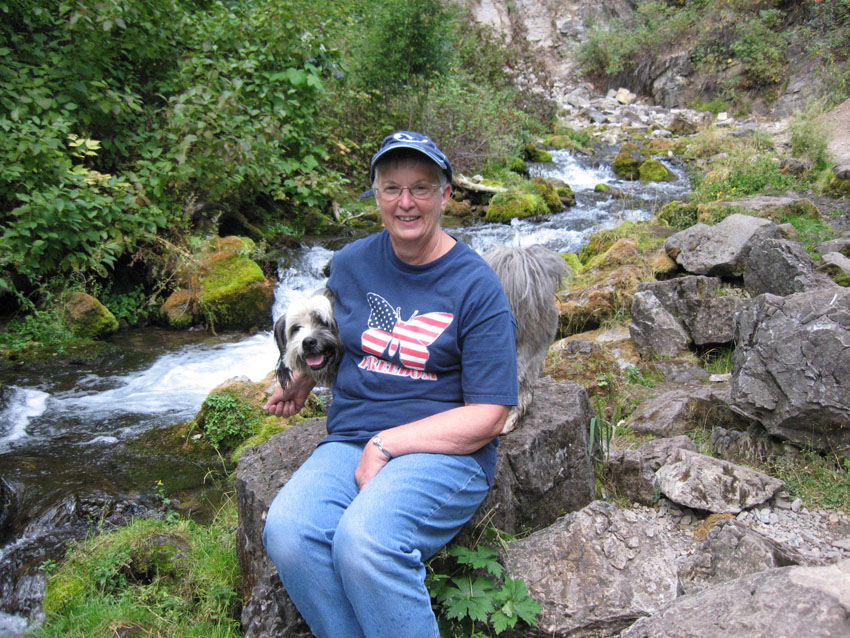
[262,131,518,638]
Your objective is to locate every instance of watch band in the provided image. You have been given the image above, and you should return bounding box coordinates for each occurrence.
[371,435,393,460]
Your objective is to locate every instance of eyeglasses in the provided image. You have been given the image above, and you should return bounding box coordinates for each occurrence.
[375,183,442,201]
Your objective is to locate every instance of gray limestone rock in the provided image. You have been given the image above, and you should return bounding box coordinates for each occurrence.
[731,287,850,457]
[744,238,835,296]
[620,561,850,638]
[607,435,697,505]
[628,291,690,357]
[665,213,781,277]
[503,501,681,638]
[677,518,809,594]
[655,448,784,514]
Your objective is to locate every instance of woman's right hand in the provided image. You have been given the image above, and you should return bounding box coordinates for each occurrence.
[263,371,316,417]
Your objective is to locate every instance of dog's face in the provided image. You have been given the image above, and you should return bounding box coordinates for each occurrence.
[274,291,341,388]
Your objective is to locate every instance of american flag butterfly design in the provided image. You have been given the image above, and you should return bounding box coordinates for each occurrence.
[360,292,453,370]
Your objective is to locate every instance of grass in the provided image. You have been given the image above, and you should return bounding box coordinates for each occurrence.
[34,499,242,638]
[767,449,850,512]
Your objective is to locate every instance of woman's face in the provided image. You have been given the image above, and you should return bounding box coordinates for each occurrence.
[375,160,451,253]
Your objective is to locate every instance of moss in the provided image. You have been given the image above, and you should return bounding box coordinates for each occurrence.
[645,138,677,155]
[543,134,576,150]
[485,191,548,223]
[160,288,196,329]
[508,156,527,175]
[556,183,576,207]
[594,183,612,193]
[657,200,699,229]
[612,143,646,180]
[638,159,673,181]
[563,252,583,274]
[827,177,850,197]
[521,143,553,163]
[63,292,119,339]
[530,177,563,213]
[198,254,273,329]
[444,198,473,218]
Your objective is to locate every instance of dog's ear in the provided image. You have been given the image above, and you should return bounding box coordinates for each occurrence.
[317,287,335,306]
[273,314,292,388]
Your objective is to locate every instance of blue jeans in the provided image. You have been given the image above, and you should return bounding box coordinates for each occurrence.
[262,441,490,638]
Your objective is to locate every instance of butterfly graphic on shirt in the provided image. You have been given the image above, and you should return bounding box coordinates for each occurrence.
[360,292,453,370]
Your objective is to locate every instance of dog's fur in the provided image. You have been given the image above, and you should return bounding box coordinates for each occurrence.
[273,245,567,433]
[273,288,342,389]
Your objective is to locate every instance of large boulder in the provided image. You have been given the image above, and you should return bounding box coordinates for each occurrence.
[665,214,782,277]
[502,501,683,638]
[637,276,749,346]
[622,384,742,438]
[655,449,784,514]
[620,561,850,638]
[677,518,809,595]
[606,435,697,505]
[744,238,835,296]
[731,287,850,457]
[628,291,690,357]
[63,292,118,339]
[235,376,595,637]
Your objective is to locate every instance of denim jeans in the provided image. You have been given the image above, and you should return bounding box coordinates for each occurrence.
[262,441,490,638]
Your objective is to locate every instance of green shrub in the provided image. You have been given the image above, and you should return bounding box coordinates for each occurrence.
[199,393,260,449]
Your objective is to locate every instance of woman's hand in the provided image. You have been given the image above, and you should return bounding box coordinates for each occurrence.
[263,371,316,417]
[354,439,391,490]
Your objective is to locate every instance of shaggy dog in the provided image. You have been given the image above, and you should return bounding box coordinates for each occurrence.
[273,288,341,390]
[273,245,567,433]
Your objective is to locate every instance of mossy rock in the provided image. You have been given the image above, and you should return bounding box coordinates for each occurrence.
[444,198,473,218]
[612,143,646,180]
[508,156,527,175]
[198,253,273,330]
[657,200,699,229]
[521,143,553,163]
[563,252,583,274]
[63,292,118,339]
[556,183,576,207]
[595,183,612,194]
[827,177,850,197]
[160,289,196,329]
[530,177,563,213]
[645,138,676,155]
[485,190,548,223]
[543,134,576,150]
[210,235,258,256]
[638,159,673,181]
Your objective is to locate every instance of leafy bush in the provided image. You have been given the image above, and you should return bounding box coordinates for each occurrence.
[427,535,541,636]
[200,392,260,449]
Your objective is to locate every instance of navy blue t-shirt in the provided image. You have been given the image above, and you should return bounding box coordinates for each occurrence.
[324,230,518,484]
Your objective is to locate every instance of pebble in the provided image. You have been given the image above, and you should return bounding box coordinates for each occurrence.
[791,498,802,513]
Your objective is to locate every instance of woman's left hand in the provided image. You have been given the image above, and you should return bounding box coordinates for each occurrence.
[354,442,390,490]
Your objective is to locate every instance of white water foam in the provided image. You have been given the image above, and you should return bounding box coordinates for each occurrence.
[0,387,49,450]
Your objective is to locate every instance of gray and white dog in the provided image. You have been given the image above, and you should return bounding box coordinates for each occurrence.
[273,288,342,390]
[273,245,567,433]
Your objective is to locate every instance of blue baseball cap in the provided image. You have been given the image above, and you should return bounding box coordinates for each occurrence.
[369,131,453,185]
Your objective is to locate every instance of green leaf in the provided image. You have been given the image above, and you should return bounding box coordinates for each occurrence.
[448,545,504,579]
[441,575,495,623]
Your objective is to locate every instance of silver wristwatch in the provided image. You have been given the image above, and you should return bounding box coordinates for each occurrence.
[371,434,393,460]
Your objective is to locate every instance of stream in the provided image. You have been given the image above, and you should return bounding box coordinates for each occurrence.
[0,147,691,634]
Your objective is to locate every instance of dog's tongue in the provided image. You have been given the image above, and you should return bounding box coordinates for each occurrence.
[306,354,326,368]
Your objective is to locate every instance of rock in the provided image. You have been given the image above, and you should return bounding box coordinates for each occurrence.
[637,276,749,346]
[236,377,595,637]
[607,436,697,505]
[620,561,850,638]
[522,143,553,163]
[485,189,549,223]
[63,292,119,339]
[817,237,850,256]
[624,384,745,438]
[731,287,850,457]
[616,87,638,105]
[628,291,690,357]
[638,159,673,181]
[665,214,782,277]
[612,143,646,180]
[819,252,850,285]
[503,501,680,638]
[709,425,786,464]
[655,449,784,514]
[677,519,809,594]
[557,264,642,333]
[744,238,834,296]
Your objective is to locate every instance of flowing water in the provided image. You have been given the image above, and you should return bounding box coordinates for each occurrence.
[0,148,690,634]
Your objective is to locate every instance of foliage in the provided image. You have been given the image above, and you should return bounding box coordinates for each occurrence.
[0,302,76,353]
[767,448,850,512]
[802,0,850,102]
[427,532,541,637]
[35,501,241,638]
[200,392,260,449]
